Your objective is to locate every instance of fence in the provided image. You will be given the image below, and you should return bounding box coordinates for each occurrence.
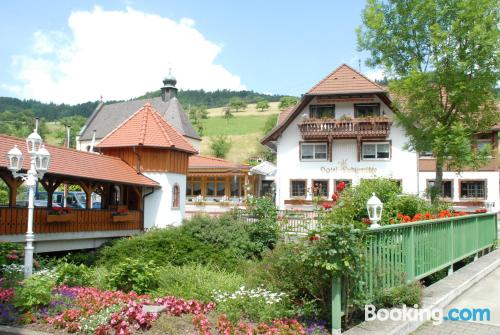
[331,212,498,333]
[238,209,318,234]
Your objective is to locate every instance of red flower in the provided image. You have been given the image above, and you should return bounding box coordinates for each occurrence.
[412,213,422,221]
[309,234,320,241]
[397,213,404,219]
[424,213,432,220]
[336,181,346,192]
[322,202,332,210]
[331,192,340,202]
[475,208,487,213]
[362,217,371,225]
[402,215,411,223]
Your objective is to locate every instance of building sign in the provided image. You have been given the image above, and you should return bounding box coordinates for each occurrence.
[321,159,378,175]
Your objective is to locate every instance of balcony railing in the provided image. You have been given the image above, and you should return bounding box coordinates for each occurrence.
[0,207,142,235]
[298,117,392,139]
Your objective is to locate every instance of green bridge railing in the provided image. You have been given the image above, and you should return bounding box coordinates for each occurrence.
[331,212,498,333]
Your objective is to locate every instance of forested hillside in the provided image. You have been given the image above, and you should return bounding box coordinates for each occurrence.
[139,89,287,108]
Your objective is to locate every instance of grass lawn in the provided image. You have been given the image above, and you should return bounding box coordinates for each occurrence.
[200,133,263,163]
[206,101,281,117]
[199,115,270,136]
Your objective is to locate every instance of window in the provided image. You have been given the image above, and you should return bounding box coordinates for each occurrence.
[230,176,243,197]
[172,184,180,208]
[186,177,201,196]
[312,180,329,197]
[427,180,453,198]
[419,151,433,158]
[290,180,306,198]
[310,105,335,119]
[301,143,328,161]
[362,142,390,160]
[476,140,492,154]
[354,103,380,118]
[460,180,486,199]
[207,177,225,197]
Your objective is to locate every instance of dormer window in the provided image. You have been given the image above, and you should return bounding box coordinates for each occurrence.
[310,105,335,119]
[354,103,380,118]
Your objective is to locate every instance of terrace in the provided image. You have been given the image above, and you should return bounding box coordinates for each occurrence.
[298,117,392,140]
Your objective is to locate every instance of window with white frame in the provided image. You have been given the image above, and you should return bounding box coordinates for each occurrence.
[460,180,486,199]
[362,142,390,160]
[301,143,328,161]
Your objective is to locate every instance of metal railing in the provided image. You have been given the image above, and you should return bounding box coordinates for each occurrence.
[331,212,498,333]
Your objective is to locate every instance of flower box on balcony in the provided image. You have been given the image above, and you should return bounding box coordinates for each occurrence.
[47,213,76,223]
[112,214,134,223]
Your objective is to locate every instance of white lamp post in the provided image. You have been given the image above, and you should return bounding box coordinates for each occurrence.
[367,192,383,229]
[6,122,51,277]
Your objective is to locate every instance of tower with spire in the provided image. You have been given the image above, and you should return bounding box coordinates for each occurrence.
[161,68,178,102]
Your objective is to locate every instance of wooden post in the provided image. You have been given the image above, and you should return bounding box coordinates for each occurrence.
[244,174,249,199]
[0,171,24,207]
[131,186,143,210]
[41,178,61,209]
[78,181,94,209]
[331,277,342,334]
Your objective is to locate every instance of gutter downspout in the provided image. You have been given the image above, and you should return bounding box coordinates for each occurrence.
[141,187,155,231]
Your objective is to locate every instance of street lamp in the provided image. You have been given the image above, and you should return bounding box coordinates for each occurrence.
[367,193,383,229]
[6,123,51,277]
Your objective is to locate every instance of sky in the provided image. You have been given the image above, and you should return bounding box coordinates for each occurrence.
[0,0,382,104]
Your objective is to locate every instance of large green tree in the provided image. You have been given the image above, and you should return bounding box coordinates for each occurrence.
[357,0,500,203]
[228,97,247,113]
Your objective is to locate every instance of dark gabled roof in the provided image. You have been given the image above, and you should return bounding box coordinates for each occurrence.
[79,96,201,141]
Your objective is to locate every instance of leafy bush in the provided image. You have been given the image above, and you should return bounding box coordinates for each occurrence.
[107,258,159,294]
[55,262,93,287]
[98,214,254,270]
[153,264,246,302]
[242,243,331,320]
[373,282,423,308]
[210,135,231,158]
[13,273,56,312]
[0,243,23,268]
[385,195,432,219]
[213,286,293,323]
[245,197,279,257]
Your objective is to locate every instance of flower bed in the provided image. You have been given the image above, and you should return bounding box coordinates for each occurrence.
[47,207,76,223]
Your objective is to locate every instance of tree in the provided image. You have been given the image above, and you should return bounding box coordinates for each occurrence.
[357,0,500,204]
[278,96,298,110]
[228,97,247,113]
[262,114,278,135]
[223,107,234,124]
[256,99,270,112]
[210,135,232,158]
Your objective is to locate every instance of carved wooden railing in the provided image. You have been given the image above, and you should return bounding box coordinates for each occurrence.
[298,117,392,139]
[0,207,142,235]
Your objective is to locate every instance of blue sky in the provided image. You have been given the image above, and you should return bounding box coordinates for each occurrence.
[0,0,379,104]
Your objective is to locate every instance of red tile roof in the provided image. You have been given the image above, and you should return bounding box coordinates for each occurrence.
[308,63,385,95]
[97,103,197,154]
[188,155,248,170]
[277,106,295,125]
[0,135,158,187]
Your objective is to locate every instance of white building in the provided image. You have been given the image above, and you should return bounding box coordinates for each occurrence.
[96,103,198,228]
[262,64,499,211]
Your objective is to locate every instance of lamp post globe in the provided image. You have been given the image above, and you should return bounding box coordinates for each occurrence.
[35,144,51,175]
[367,192,383,229]
[26,130,42,155]
[7,145,23,173]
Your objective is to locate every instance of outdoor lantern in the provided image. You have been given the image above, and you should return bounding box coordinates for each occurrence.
[367,192,383,229]
[7,145,24,173]
[26,129,42,155]
[34,144,51,174]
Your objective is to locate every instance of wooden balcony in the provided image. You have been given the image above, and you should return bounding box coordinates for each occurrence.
[0,207,142,252]
[298,117,392,140]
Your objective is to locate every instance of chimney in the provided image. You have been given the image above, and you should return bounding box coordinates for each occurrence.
[161,68,178,102]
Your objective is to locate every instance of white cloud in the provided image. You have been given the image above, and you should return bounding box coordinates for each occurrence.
[364,68,386,82]
[3,6,245,104]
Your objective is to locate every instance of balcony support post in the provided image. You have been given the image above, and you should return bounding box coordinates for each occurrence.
[356,136,362,162]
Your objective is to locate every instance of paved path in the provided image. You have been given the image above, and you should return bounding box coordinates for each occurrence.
[413,266,500,334]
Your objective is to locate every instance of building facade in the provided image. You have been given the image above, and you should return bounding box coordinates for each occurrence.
[262,64,499,211]
[96,103,197,228]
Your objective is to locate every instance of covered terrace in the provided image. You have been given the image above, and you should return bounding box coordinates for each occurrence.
[0,135,159,252]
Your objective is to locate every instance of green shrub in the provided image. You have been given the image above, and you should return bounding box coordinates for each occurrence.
[245,197,279,257]
[13,273,56,312]
[55,262,92,287]
[153,264,246,302]
[107,258,159,294]
[0,242,23,268]
[98,214,254,270]
[90,266,111,290]
[213,286,293,323]
[385,195,432,219]
[373,282,423,308]
[242,243,330,320]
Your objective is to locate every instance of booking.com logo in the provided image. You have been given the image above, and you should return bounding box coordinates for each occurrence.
[365,304,491,325]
